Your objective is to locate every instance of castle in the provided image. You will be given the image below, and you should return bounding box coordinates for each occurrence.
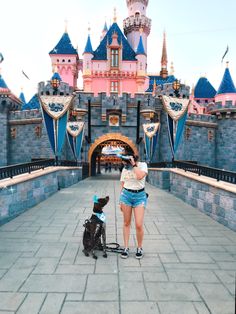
[0,0,236,174]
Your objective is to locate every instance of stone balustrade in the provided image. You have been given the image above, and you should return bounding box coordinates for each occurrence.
[147,168,236,232]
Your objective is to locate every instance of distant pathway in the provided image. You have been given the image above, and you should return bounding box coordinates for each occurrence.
[0,176,235,314]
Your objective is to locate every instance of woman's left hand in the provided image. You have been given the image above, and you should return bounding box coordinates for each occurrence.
[130,156,136,166]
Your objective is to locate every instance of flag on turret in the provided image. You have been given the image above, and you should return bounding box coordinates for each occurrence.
[221,46,229,63]
[0,53,4,63]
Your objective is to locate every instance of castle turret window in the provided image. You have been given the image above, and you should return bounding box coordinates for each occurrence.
[111,49,119,68]
[111,81,119,92]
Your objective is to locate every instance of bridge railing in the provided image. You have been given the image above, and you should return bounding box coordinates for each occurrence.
[0,159,88,181]
[148,160,236,184]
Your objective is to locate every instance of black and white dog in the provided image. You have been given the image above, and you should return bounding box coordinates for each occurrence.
[82,195,109,259]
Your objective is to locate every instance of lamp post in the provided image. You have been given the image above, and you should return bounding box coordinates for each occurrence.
[172,79,181,98]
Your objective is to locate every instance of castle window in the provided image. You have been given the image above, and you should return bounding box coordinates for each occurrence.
[111,81,119,93]
[135,12,140,18]
[62,59,65,62]
[111,49,119,68]
[68,59,71,63]
[57,59,59,62]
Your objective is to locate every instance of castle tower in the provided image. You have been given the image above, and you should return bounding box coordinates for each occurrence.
[123,0,151,54]
[160,32,168,78]
[100,22,108,42]
[136,31,149,92]
[83,28,94,92]
[49,24,79,89]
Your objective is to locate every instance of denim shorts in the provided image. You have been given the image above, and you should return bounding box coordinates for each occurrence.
[120,188,147,208]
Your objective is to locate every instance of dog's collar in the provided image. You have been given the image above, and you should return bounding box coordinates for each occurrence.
[94,212,106,222]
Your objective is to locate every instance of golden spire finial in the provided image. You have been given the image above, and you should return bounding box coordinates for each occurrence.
[113,7,117,22]
[170,61,174,75]
[64,19,68,33]
[88,22,91,34]
[226,61,229,68]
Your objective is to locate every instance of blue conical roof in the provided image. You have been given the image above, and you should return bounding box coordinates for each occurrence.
[0,74,8,89]
[19,91,26,104]
[84,34,93,54]
[93,22,136,61]
[22,94,40,110]
[49,32,78,55]
[103,22,108,32]
[136,35,146,55]
[51,72,62,81]
[194,77,216,98]
[217,67,236,95]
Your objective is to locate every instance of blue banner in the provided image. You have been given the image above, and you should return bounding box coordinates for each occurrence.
[39,95,73,158]
[143,123,160,162]
[162,96,190,159]
[67,122,85,161]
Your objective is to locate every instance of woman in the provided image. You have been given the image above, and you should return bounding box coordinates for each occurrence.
[119,154,148,259]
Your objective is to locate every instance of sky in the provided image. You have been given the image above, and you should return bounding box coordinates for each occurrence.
[1,0,236,101]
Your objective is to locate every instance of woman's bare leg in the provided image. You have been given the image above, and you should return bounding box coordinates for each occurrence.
[133,205,145,248]
[121,204,132,248]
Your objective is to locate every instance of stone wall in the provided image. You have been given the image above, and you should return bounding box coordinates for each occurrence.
[216,116,236,172]
[147,168,236,232]
[0,101,8,167]
[0,168,82,226]
[1,93,236,172]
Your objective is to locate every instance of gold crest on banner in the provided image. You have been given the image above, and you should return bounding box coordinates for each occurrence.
[39,95,74,120]
[67,121,84,137]
[161,95,190,121]
[109,115,120,126]
[143,123,160,138]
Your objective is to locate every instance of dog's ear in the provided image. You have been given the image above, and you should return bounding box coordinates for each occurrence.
[106,196,109,202]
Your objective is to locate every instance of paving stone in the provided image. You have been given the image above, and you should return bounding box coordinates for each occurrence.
[146,282,201,301]
[120,281,148,301]
[39,293,66,314]
[121,301,159,314]
[84,274,118,301]
[166,269,219,283]
[0,292,26,311]
[61,301,119,314]
[17,293,46,314]
[20,274,87,293]
[0,268,33,292]
[56,264,95,274]
[33,258,59,274]
[158,301,201,314]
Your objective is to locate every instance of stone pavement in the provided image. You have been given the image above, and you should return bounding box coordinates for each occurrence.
[0,174,235,314]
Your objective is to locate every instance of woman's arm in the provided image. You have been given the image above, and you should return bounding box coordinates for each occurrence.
[120,181,124,192]
[130,157,147,180]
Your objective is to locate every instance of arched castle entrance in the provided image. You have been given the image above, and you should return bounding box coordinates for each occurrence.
[88,133,138,176]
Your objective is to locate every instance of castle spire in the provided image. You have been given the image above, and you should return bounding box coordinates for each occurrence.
[64,19,68,33]
[217,62,236,95]
[113,7,117,23]
[160,31,168,78]
[136,29,146,55]
[84,26,93,54]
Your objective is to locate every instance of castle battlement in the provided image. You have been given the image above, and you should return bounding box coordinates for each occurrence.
[123,16,151,35]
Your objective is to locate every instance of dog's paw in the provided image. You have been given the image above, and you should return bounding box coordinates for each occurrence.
[103,253,108,258]
[92,254,98,260]
[83,249,89,257]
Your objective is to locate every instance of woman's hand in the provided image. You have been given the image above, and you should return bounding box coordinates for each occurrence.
[130,156,136,167]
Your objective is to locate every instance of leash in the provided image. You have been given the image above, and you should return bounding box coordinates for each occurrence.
[105,242,124,253]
